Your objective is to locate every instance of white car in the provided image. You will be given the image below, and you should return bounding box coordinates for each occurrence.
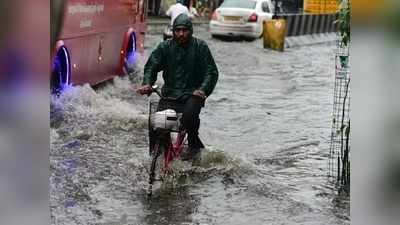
[209,0,275,39]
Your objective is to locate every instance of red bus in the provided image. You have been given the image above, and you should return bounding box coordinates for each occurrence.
[51,0,147,92]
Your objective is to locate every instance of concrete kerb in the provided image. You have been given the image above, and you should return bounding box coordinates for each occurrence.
[284,32,338,48]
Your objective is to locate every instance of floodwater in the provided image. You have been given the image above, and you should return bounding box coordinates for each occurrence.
[50,29,350,225]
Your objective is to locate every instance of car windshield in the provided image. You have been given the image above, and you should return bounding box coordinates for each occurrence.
[220,0,257,9]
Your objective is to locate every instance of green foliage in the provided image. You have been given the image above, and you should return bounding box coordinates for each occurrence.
[336,0,351,46]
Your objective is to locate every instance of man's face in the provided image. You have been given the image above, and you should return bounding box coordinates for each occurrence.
[173,26,190,45]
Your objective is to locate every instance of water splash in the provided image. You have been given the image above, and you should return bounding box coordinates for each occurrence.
[151,148,256,189]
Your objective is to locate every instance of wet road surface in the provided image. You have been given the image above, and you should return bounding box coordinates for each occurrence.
[50,28,349,225]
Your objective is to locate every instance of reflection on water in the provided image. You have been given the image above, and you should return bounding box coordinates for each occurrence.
[140,186,201,225]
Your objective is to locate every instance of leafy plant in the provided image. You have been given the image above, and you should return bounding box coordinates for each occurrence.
[336,0,351,46]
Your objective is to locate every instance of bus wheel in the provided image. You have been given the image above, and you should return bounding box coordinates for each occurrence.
[51,45,71,95]
[124,32,137,75]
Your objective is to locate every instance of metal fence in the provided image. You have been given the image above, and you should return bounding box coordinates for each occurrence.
[329,39,350,193]
[273,13,338,36]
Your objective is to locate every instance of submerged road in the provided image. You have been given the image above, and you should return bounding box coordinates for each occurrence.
[50,28,349,225]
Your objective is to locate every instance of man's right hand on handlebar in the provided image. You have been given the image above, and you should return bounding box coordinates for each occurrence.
[137,85,152,95]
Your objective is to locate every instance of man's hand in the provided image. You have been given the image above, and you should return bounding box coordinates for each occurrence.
[193,90,206,99]
[136,85,152,95]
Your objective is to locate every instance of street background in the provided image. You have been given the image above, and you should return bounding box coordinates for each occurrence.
[50,25,349,224]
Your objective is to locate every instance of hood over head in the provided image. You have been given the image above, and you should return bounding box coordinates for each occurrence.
[172,13,193,35]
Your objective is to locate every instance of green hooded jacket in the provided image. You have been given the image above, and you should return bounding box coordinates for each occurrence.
[142,14,219,99]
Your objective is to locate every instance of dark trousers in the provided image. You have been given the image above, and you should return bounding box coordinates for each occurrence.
[154,0,161,16]
[150,96,205,153]
[184,0,190,8]
[181,96,205,149]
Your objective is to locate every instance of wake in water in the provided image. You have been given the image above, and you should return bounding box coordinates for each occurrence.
[144,147,255,194]
[50,71,258,224]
